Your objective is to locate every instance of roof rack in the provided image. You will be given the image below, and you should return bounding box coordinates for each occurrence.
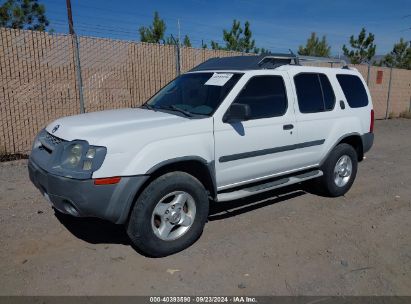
[258,54,348,67]
[190,53,349,72]
[297,56,348,67]
[258,54,299,67]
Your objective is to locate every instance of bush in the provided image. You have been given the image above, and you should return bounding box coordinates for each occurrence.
[399,110,411,119]
[388,112,396,119]
[0,146,28,162]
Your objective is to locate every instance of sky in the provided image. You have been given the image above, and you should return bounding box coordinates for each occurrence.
[41,0,411,55]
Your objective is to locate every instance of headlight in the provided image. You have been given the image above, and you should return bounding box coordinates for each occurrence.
[83,147,96,170]
[86,148,96,159]
[59,142,106,174]
[62,143,83,168]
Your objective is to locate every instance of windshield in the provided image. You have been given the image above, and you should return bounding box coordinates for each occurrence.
[145,72,243,117]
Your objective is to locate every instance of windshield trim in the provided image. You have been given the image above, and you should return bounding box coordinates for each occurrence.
[140,72,244,118]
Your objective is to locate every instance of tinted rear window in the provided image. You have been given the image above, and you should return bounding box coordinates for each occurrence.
[319,74,335,110]
[294,73,335,113]
[336,74,369,108]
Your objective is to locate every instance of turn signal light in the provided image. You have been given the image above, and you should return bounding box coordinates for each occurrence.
[94,177,121,185]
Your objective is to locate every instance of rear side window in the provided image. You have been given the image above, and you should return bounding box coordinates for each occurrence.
[336,74,369,108]
[233,75,288,119]
[294,73,335,113]
[319,74,335,110]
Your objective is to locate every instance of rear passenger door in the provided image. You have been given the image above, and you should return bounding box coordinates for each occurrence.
[289,72,339,167]
[214,74,299,189]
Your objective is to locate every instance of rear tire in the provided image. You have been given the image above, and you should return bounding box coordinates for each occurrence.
[318,143,358,197]
[127,171,209,257]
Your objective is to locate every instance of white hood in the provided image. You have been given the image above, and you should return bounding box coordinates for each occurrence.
[44,107,214,177]
[46,108,186,143]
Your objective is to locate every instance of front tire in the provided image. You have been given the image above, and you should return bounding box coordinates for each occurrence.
[319,143,358,197]
[127,172,209,257]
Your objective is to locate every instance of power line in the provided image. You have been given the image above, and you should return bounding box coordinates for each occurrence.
[44,6,296,52]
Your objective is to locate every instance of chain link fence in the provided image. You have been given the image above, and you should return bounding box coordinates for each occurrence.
[0,28,247,159]
[1,27,411,160]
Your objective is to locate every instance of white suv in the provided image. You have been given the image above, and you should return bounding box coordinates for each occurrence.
[29,55,374,257]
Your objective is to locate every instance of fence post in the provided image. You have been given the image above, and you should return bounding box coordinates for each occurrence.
[170,34,181,76]
[176,43,181,76]
[384,67,393,119]
[366,63,371,85]
[72,34,85,113]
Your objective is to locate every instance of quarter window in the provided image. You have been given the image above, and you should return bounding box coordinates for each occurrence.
[336,74,369,108]
[294,73,336,113]
[232,76,288,119]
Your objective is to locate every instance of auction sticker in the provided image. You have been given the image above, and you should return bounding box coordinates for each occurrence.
[205,73,233,86]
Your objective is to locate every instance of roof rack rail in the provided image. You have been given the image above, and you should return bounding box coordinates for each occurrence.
[297,56,348,67]
[258,54,348,68]
[258,54,299,67]
[190,53,349,72]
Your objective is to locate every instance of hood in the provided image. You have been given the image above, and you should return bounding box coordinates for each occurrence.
[46,108,186,143]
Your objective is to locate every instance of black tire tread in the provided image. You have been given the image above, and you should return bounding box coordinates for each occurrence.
[319,143,358,197]
[127,171,209,257]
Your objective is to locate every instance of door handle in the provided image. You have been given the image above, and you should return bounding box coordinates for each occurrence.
[283,124,294,130]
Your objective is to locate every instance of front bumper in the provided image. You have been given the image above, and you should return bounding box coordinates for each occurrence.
[28,159,148,224]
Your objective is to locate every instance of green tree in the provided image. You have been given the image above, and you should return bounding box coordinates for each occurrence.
[253,47,270,54]
[164,34,192,47]
[211,40,222,50]
[342,28,376,64]
[183,35,191,47]
[211,19,257,53]
[139,11,166,43]
[0,0,49,31]
[165,36,175,45]
[241,21,255,53]
[378,38,411,69]
[298,32,331,57]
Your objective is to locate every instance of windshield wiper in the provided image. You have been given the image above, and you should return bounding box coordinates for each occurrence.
[141,104,156,111]
[158,105,194,117]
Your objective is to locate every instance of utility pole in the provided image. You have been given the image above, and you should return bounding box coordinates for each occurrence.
[385,66,393,119]
[65,0,85,114]
[170,34,181,76]
[177,19,181,45]
[65,0,75,35]
[177,19,181,74]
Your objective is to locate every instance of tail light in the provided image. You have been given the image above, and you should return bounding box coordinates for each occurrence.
[370,109,374,133]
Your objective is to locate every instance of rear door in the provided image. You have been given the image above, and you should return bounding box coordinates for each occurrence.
[288,71,340,167]
[213,73,301,190]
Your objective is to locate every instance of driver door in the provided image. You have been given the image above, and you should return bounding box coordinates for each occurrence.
[214,73,300,190]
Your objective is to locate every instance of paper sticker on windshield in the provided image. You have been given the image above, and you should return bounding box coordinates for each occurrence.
[204,73,233,86]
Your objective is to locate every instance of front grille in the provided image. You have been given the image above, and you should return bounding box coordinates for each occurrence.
[39,132,66,152]
[45,132,65,147]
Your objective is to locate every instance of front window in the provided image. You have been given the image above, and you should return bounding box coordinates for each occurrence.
[144,72,243,117]
[232,75,288,120]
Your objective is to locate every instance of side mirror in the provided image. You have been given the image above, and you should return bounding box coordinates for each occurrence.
[223,103,251,123]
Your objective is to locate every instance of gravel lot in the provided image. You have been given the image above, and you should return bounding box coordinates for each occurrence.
[0,119,410,296]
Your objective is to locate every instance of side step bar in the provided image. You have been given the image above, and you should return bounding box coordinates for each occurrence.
[216,170,323,202]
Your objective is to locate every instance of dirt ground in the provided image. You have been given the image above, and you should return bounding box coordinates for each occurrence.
[0,119,410,296]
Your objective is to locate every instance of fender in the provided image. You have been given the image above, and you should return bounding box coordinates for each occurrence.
[319,132,362,166]
[146,156,217,199]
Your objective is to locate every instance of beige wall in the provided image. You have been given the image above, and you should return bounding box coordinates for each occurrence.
[1,28,410,155]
